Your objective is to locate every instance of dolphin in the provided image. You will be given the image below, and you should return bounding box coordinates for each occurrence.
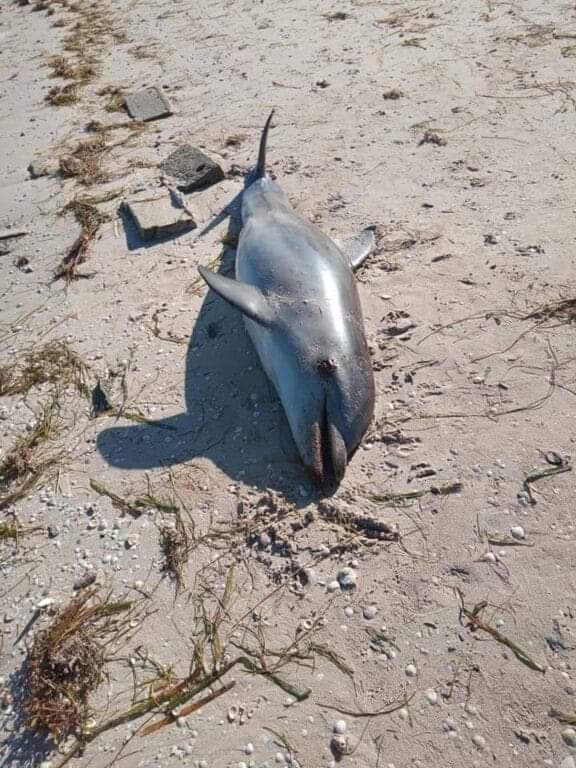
[198,111,376,486]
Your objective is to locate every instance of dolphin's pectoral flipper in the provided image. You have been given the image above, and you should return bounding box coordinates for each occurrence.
[198,266,275,326]
[342,226,377,272]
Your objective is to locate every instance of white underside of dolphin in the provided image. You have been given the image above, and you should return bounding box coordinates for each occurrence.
[199,111,376,486]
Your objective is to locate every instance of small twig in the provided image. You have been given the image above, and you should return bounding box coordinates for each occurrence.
[318,694,413,718]
[457,590,545,673]
[522,462,572,505]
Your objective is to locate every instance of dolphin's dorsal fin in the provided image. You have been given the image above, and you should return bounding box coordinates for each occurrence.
[342,226,377,271]
[198,266,275,325]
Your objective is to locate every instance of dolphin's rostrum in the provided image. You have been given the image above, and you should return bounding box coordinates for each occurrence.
[199,111,376,487]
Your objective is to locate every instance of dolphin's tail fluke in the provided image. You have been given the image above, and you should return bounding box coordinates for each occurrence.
[256,110,275,180]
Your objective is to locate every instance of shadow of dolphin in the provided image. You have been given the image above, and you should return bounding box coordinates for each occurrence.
[97,178,317,504]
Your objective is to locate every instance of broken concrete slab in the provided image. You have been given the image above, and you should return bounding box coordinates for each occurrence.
[160,144,225,193]
[124,87,172,122]
[121,191,196,242]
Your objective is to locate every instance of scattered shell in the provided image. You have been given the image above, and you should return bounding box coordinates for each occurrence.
[482,552,497,563]
[443,717,457,732]
[510,525,526,540]
[363,605,378,620]
[472,734,486,750]
[344,606,354,618]
[326,580,340,593]
[562,727,576,748]
[227,705,238,722]
[333,719,347,734]
[330,734,353,757]
[405,663,418,677]
[425,688,438,705]
[337,567,357,589]
[244,743,254,755]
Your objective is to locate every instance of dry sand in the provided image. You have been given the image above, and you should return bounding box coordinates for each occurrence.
[1,1,576,767]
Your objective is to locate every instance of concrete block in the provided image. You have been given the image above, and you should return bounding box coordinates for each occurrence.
[122,191,196,242]
[124,87,172,122]
[160,144,224,192]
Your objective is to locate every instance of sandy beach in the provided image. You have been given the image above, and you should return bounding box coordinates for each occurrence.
[1,1,576,766]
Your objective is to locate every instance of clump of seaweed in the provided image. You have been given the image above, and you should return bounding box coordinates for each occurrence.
[47,54,95,82]
[524,297,576,323]
[45,83,79,106]
[0,518,42,543]
[54,197,108,282]
[159,513,191,592]
[0,398,61,510]
[98,84,126,112]
[0,340,87,397]
[22,588,133,741]
[58,134,109,186]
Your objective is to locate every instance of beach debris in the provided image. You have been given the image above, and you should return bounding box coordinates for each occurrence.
[0,228,28,240]
[337,567,357,590]
[457,590,546,673]
[28,159,60,179]
[22,588,134,741]
[122,190,196,241]
[160,144,225,192]
[124,86,172,122]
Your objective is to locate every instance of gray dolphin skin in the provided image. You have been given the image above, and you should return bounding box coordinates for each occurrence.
[198,111,376,486]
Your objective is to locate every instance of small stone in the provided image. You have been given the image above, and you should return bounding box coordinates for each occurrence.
[330,734,351,757]
[326,580,340,593]
[344,606,354,618]
[562,728,576,748]
[333,719,347,734]
[124,86,172,122]
[47,525,60,538]
[482,552,497,562]
[472,734,486,750]
[424,688,438,705]
[122,192,196,242]
[405,663,418,677]
[244,743,254,755]
[484,234,498,245]
[73,572,97,591]
[337,567,357,589]
[363,605,377,620]
[510,525,526,540]
[443,718,457,732]
[160,144,225,193]
[28,159,59,179]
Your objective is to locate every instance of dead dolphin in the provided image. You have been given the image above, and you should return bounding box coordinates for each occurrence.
[199,111,375,486]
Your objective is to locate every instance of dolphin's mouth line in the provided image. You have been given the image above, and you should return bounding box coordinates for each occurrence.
[310,389,347,488]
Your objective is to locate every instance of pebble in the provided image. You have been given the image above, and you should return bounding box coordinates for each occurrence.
[425,688,438,705]
[482,552,497,563]
[510,525,526,540]
[327,580,340,593]
[344,606,354,618]
[472,734,486,750]
[405,663,418,677]
[333,719,347,734]
[244,743,254,755]
[562,728,576,748]
[363,606,378,620]
[337,567,357,589]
